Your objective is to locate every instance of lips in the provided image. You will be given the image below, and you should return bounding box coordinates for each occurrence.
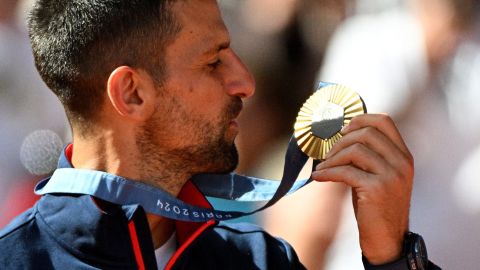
[227,97,243,122]
[223,98,243,137]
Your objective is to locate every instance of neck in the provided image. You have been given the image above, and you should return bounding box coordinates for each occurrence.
[71,130,188,248]
[71,130,191,195]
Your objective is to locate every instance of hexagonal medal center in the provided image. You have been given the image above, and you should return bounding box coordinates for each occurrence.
[311,101,344,139]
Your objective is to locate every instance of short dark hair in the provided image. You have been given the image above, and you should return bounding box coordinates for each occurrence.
[28,0,180,133]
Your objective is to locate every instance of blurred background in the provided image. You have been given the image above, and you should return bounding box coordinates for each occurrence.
[2,0,480,269]
[0,0,69,228]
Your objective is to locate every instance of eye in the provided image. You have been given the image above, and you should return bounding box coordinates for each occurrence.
[208,59,221,69]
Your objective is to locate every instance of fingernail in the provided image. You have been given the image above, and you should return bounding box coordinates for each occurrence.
[311,170,324,181]
[340,124,348,134]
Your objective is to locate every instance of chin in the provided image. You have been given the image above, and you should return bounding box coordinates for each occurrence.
[209,143,239,174]
[217,150,239,173]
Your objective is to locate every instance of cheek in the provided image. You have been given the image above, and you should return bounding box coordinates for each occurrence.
[185,95,229,122]
[167,75,230,124]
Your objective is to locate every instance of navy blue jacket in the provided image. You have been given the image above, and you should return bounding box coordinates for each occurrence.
[0,192,304,269]
[0,145,440,269]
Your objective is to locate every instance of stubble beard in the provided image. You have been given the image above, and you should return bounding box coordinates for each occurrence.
[136,96,241,189]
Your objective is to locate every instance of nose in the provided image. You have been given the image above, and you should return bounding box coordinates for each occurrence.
[224,51,255,98]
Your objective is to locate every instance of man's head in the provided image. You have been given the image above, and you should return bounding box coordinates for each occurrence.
[133,0,255,178]
[28,0,180,134]
[28,0,255,183]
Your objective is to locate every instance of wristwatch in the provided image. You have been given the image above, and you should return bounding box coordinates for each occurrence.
[363,232,430,270]
[403,232,428,270]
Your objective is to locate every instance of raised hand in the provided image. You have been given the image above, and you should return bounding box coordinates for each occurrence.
[311,114,414,265]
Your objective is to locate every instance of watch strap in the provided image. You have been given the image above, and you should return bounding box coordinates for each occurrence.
[363,256,442,270]
[362,255,409,270]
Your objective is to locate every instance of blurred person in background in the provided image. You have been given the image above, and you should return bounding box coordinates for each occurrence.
[263,0,480,269]
[0,0,68,227]
[447,19,480,219]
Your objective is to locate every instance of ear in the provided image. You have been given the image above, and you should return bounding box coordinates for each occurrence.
[106,66,156,121]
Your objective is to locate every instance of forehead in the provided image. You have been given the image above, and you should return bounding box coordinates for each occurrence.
[169,0,229,58]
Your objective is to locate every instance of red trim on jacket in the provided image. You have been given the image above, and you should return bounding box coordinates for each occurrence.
[163,181,218,268]
[175,181,216,245]
[65,143,73,160]
[128,221,146,270]
[165,219,216,269]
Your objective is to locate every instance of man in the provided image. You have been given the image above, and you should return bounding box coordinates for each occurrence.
[0,0,438,269]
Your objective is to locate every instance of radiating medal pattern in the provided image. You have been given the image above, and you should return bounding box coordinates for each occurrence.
[294,84,366,160]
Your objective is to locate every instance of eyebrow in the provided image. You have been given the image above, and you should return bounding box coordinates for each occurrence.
[201,40,231,57]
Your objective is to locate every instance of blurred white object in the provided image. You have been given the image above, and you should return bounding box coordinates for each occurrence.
[452,145,480,215]
[320,9,428,117]
[445,41,480,140]
[20,130,63,176]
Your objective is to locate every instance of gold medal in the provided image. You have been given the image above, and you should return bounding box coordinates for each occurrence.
[294,84,366,160]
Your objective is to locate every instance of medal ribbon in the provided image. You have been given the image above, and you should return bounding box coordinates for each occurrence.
[35,137,312,222]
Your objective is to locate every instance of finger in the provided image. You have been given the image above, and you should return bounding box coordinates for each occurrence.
[341,114,411,157]
[311,165,370,188]
[325,126,411,172]
[317,142,389,175]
